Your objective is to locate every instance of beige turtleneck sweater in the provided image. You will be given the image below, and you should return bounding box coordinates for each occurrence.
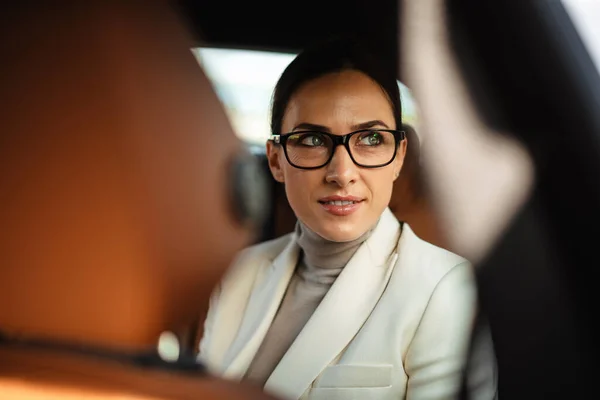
[243,221,373,386]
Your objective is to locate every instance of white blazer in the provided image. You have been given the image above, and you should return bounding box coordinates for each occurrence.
[200,208,478,400]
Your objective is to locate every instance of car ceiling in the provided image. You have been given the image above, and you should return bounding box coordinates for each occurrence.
[176,0,399,74]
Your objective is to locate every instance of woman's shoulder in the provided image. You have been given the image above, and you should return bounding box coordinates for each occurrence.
[394,223,472,289]
[237,233,295,262]
[401,223,468,263]
[222,233,295,280]
[383,224,476,326]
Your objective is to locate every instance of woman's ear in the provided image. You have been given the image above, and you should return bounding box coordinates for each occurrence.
[393,138,408,181]
[266,141,285,183]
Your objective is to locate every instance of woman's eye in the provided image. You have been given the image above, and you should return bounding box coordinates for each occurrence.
[300,134,325,146]
[359,132,383,146]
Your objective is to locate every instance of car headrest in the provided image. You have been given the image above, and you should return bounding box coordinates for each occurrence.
[389,123,422,219]
[0,1,254,351]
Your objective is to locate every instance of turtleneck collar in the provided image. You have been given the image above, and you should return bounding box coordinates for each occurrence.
[295,220,374,270]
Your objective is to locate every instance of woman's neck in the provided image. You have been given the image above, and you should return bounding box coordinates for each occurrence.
[295,221,373,269]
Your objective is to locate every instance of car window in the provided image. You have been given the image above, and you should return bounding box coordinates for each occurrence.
[563,0,600,74]
[193,47,419,146]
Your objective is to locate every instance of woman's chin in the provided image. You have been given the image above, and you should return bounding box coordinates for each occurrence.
[315,225,366,243]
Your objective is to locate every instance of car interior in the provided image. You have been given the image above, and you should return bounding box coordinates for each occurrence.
[2,0,600,398]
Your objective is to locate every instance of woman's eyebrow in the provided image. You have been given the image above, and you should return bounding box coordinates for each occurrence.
[291,123,331,132]
[291,120,390,132]
[351,120,390,130]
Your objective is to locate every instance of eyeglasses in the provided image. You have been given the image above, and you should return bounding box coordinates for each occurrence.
[269,129,406,169]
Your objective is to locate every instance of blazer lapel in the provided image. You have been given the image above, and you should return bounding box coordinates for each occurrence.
[264,209,402,399]
[222,236,300,379]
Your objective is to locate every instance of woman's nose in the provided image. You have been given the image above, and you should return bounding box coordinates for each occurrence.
[325,145,359,187]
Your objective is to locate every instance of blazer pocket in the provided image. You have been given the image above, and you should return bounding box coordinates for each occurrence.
[308,387,391,400]
[313,364,393,389]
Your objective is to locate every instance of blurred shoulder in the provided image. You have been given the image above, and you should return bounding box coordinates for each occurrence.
[396,223,472,288]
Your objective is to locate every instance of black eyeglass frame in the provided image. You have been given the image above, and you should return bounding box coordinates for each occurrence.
[269,129,406,170]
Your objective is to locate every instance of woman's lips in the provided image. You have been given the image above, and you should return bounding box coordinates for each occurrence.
[318,196,364,216]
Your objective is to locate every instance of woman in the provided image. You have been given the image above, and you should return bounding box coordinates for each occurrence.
[200,37,479,400]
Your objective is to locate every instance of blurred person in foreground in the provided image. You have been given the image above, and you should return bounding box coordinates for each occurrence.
[199,36,483,399]
[0,2,278,399]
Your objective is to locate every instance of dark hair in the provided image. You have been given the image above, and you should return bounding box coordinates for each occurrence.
[270,36,402,135]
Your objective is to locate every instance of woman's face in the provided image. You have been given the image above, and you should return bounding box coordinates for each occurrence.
[267,70,407,242]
